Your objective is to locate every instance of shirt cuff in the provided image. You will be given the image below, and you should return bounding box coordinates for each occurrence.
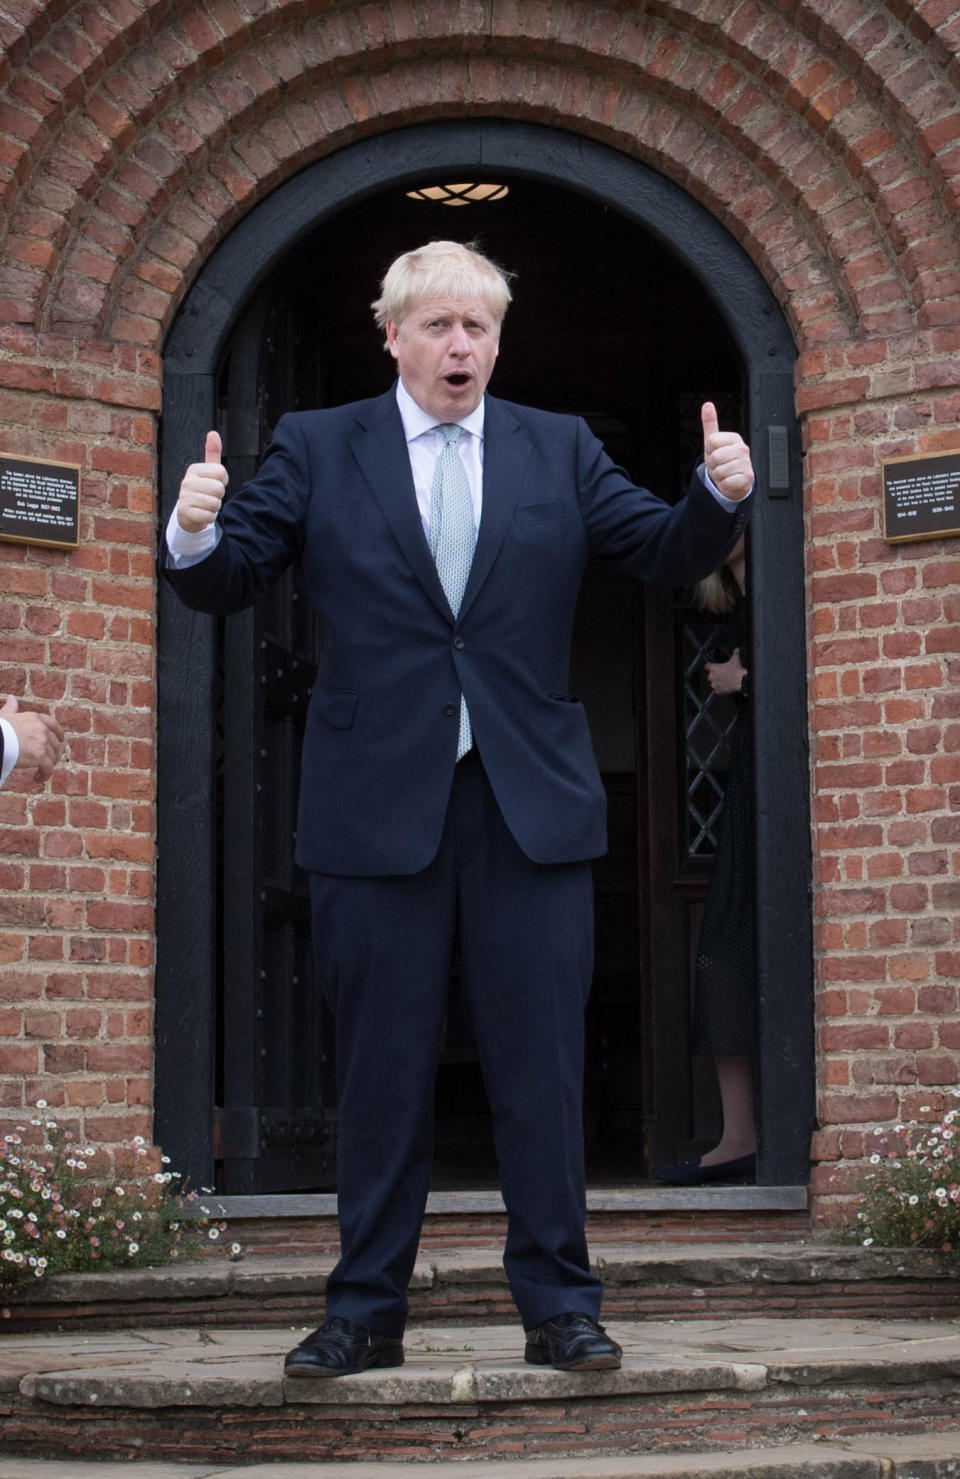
[0,717,19,786]
[698,464,754,512]
[164,508,222,568]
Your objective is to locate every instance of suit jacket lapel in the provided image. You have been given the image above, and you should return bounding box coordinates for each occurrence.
[349,389,452,622]
[459,396,530,623]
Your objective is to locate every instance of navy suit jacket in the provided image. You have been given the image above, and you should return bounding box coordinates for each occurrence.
[163,389,750,875]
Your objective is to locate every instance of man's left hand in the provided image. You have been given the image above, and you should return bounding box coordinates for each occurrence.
[702,402,754,502]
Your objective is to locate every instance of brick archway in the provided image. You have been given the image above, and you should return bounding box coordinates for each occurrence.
[155,119,812,1190]
[1,0,959,1222]
[1,0,957,350]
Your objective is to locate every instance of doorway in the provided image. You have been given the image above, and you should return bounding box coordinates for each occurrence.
[157,121,812,1196]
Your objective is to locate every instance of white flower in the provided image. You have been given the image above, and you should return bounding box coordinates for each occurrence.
[208,1228,220,1240]
[870,1154,880,1164]
[35,1100,47,1109]
[132,1136,146,1147]
[127,1242,139,1255]
[862,1238,874,1246]
[908,1195,919,1205]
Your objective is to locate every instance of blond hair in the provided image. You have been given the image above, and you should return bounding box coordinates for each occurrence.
[693,566,739,613]
[372,240,513,335]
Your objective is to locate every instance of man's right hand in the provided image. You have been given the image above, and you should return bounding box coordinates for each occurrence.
[1,695,64,780]
[177,431,228,533]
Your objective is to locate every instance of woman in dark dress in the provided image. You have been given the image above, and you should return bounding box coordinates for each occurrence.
[655,536,756,1185]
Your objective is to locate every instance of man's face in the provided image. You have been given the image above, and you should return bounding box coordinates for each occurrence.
[385,297,500,422]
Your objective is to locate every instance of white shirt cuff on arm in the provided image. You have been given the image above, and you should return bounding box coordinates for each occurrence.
[0,717,19,786]
[164,508,222,568]
[699,464,753,512]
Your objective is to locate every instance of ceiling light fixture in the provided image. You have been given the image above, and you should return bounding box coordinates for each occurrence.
[406,182,509,206]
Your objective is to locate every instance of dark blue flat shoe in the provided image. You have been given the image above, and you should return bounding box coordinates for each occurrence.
[652,1152,756,1186]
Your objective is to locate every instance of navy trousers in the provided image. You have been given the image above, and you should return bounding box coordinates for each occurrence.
[309,748,601,1335]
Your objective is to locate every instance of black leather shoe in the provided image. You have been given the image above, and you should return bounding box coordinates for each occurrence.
[652,1151,756,1186]
[283,1316,404,1378]
[524,1311,622,1371]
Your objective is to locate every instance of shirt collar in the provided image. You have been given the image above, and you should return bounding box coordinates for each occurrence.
[395,377,485,443]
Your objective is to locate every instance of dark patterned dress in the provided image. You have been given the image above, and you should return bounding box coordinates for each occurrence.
[692,593,756,1056]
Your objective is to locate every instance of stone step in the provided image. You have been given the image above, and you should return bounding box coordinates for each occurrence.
[1,1434,960,1476]
[2,1317,960,1465]
[4,1240,959,1334]
[192,1186,811,1260]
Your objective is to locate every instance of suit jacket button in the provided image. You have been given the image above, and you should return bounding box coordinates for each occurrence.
[443,702,457,717]
[453,636,465,650]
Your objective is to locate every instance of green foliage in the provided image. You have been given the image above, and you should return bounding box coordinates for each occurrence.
[0,1103,236,1294]
[856,1105,960,1253]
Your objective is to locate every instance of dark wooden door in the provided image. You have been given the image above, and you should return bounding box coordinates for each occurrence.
[214,290,336,1193]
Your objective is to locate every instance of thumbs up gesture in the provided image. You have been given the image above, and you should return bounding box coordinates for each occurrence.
[177,430,228,532]
[701,402,754,502]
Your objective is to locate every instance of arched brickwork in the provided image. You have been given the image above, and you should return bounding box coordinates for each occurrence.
[0,0,958,347]
[0,0,959,1220]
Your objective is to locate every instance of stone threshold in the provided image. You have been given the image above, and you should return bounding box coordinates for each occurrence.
[188,1186,809,1219]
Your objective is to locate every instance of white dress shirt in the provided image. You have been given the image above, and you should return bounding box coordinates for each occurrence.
[395,378,484,538]
[164,379,745,566]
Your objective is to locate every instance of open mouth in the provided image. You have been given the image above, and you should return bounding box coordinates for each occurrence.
[444,373,471,387]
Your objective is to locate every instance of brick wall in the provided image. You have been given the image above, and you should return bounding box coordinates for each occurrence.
[0,0,959,1215]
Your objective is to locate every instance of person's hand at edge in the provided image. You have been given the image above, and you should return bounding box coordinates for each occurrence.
[0,695,64,781]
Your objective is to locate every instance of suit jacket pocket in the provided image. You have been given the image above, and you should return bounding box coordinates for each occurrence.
[512,501,567,541]
[312,682,358,729]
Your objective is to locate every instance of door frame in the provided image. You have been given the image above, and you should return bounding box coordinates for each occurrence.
[157,118,811,1190]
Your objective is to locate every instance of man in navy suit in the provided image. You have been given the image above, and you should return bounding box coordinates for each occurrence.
[164,240,753,1377]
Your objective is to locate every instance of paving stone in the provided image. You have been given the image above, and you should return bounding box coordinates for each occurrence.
[0,1437,902,1476]
[5,1316,960,1412]
[0,1435,959,1474]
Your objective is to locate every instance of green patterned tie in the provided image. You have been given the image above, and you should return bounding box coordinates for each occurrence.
[430,424,476,759]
